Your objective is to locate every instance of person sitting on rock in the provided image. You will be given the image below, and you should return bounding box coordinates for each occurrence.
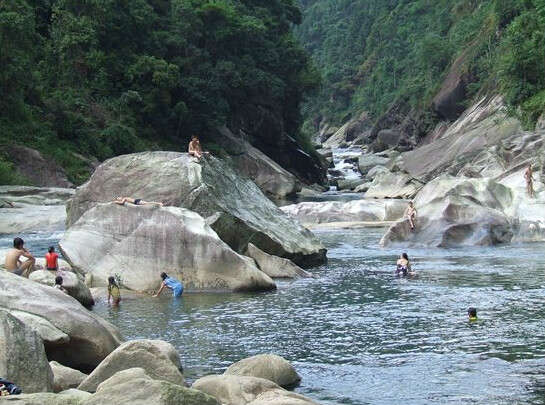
[524,164,534,198]
[405,201,417,229]
[107,276,121,306]
[4,237,35,277]
[54,275,68,294]
[188,135,209,160]
[45,246,59,271]
[395,253,413,276]
[152,272,184,298]
[114,196,163,206]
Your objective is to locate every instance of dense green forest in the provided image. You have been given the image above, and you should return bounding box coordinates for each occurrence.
[296,0,545,134]
[0,0,319,185]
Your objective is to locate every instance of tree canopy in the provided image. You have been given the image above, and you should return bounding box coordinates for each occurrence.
[0,0,319,184]
[296,0,545,131]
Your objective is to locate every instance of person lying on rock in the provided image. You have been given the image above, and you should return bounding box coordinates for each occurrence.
[4,237,35,277]
[188,134,210,160]
[152,272,184,298]
[114,196,163,206]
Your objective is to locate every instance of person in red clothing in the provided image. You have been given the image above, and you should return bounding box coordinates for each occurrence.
[45,246,59,271]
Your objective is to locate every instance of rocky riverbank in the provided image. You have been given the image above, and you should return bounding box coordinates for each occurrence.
[289,95,545,247]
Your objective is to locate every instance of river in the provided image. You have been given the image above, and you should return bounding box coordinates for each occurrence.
[8,225,545,404]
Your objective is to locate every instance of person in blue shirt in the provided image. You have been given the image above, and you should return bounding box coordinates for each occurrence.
[152,272,184,298]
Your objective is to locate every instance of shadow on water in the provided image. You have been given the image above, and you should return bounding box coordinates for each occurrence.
[10,227,545,404]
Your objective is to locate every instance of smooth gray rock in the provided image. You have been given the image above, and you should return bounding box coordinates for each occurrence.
[60,204,275,292]
[380,177,516,247]
[246,244,312,279]
[281,199,408,225]
[192,374,320,405]
[364,171,423,199]
[0,272,122,370]
[29,270,94,307]
[82,376,219,405]
[50,361,88,391]
[224,354,301,388]
[0,186,73,235]
[0,310,54,393]
[65,152,326,267]
[77,339,186,393]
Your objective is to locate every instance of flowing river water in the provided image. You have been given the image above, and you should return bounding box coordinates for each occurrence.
[5,224,545,404]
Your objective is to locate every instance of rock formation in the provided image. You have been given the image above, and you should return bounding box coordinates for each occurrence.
[65,152,326,267]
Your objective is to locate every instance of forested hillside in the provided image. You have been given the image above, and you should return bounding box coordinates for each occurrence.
[0,0,320,185]
[296,0,545,135]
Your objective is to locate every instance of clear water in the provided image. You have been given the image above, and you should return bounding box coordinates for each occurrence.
[8,228,545,404]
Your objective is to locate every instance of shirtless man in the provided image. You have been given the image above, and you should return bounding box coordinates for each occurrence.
[4,237,35,277]
[524,164,534,198]
[188,135,209,159]
[114,196,163,206]
[405,201,417,229]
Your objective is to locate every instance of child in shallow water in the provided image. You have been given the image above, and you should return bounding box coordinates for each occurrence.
[107,276,121,306]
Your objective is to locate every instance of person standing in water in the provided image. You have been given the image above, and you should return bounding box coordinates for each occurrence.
[152,272,184,298]
[396,253,413,276]
[107,276,121,306]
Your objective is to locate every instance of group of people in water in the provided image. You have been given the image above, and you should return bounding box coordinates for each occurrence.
[3,237,184,307]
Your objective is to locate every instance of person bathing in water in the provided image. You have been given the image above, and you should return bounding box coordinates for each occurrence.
[114,196,163,206]
[395,253,413,276]
[152,272,184,298]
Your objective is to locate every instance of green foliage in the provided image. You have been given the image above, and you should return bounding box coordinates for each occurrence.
[297,0,545,130]
[0,0,319,185]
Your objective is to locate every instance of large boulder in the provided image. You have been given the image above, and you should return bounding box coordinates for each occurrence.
[50,361,88,391]
[246,244,312,279]
[0,310,54,393]
[60,204,275,292]
[192,375,319,405]
[0,271,123,370]
[281,200,407,226]
[380,177,516,247]
[29,270,94,307]
[223,354,301,388]
[77,340,186,393]
[66,152,326,267]
[82,369,218,405]
[364,171,423,199]
[214,127,301,199]
[7,145,74,188]
[0,186,73,235]
[357,154,389,176]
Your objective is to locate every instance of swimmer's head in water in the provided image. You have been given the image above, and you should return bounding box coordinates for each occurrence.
[468,307,477,319]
